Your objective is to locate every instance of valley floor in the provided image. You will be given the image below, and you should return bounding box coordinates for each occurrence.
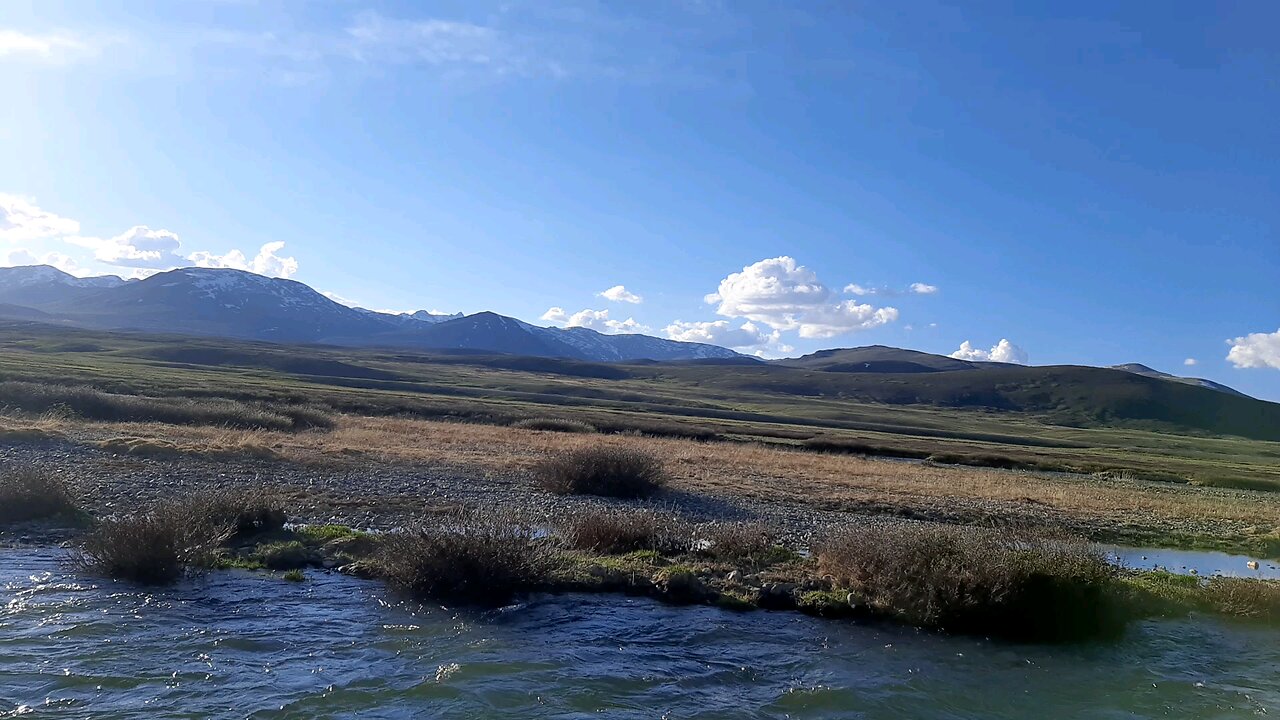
[3,415,1277,557]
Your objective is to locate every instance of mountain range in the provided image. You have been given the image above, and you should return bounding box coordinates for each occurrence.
[0,264,1255,400]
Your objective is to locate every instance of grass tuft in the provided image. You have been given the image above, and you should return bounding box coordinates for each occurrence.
[72,500,232,584]
[559,507,691,555]
[534,446,667,498]
[375,511,557,604]
[0,466,81,523]
[816,523,1123,640]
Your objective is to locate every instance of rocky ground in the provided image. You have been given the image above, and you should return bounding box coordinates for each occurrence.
[0,437,1273,555]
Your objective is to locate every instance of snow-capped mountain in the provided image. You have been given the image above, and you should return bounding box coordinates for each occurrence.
[0,266,126,306]
[0,265,742,362]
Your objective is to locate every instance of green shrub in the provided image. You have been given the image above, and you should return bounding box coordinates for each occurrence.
[282,569,305,582]
[816,524,1123,640]
[534,446,667,498]
[255,540,316,569]
[560,507,691,555]
[511,417,597,434]
[0,466,80,523]
[375,512,556,604]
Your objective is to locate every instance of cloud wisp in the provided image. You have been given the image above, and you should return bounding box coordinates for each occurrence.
[598,285,643,304]
[845,281,938,296]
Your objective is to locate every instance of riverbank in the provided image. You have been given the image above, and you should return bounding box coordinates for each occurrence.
[2,416,1278,558]
[4,463,1277,641]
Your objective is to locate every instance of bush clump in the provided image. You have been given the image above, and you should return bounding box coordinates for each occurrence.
[560,507,691,555]
[73,501,232,584]
[0,466,81,523]
[534,446,667,498]
[692,521,777,562]
[816,523,1123,640]
[183,486,288,541]
[375,512,556,604]
[511,417,597,434]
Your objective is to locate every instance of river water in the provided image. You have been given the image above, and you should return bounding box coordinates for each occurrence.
[2,549,1277,719]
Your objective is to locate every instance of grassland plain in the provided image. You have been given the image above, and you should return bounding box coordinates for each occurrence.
[1,322,1277,489]
[1,322,1279,557]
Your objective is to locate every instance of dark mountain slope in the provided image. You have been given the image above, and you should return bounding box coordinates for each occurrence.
[779,346,978,373]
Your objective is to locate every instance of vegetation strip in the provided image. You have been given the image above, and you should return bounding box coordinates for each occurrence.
[2,466,1275,642]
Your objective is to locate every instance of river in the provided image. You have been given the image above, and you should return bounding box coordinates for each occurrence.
[2,549,1277,719]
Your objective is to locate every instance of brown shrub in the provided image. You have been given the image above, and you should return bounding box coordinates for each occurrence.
[72,500,232,584]
[816,523,1122,640]
[375,511,557,604]
[0,466,80,523]
[534,446,667,498]
[1203,577,1280,621]
[692,521,776,561]
[559,507,691,555]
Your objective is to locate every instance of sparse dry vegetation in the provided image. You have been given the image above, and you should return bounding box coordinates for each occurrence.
[73,501,232,584]
[510,417,597,433]
[0,380,332,431]
[374,511,557,604]
[534,446,667,498]
[816,524,1124,639]
[0,466,81,523]
[559,507,692,555]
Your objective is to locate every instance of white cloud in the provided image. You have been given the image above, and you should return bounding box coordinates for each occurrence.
[72,226,185,268]
[0,194,80,242]
[1183,358,1198,366]
[542,307,649,334]
[795,302,898,338]
[1226,329,1280,370]
[0,29,90,60]
[707,256,898,338]
[189,241,299,278]
[844,281,939,296]
[950,339,1029,365]
[0,194,301,279]
[599,285,643,304]
[663,319,776,348]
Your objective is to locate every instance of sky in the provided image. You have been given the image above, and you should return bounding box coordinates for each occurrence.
[1,1,1278,400]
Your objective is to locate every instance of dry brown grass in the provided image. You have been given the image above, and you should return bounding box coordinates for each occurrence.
[559,507,692,555]
[19,413,1280,536]
[816,524,1123,638]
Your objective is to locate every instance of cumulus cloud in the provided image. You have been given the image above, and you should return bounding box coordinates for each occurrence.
[663,320,777,349]
[541,307,649,334]
[950,339,1029,365]
[71,226,185,268]
[0,193,301,279]
[707,257,898,338]
[1183,358,1198,366]
[0,194,80,242]
[188,241,299,278]
[1226,329,1280,370]
[598,285,643,304]
[844,281,939,296]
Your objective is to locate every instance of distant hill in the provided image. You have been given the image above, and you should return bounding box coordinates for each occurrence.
[0,265,742,363]
[1110,363,1246,397]
[778,346,979,373]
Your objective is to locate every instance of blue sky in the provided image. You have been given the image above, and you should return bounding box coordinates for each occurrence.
[2,1,1278,400]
